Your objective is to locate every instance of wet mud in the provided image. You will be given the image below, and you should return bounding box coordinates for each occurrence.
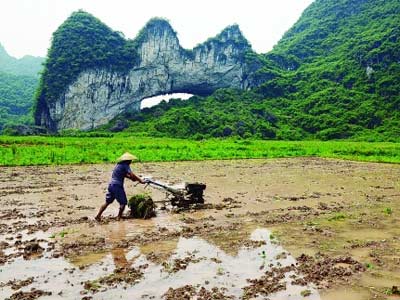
[0,158,399,299]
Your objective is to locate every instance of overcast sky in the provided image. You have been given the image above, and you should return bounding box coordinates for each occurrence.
[0,0,314,59]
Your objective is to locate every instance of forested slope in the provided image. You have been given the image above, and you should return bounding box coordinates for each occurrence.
[0,72,39,130]
[120,0,399,141]
[0,44,44,131]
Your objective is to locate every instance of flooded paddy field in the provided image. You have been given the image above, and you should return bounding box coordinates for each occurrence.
[0,158,399,300]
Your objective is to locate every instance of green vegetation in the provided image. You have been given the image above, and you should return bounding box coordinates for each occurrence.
[117,0,399,141]
[260,0,400,140]
[49,229,77,239]
[33,13,251,129]
[384,286,400,296]
[365,262,375,270]
[3,0,400,144]
[117,90,284,140]
[34,12,169,125]
[216,267,225,276]
[34,10,139,124]
[83,280,101,293]
[193,24,251,60]
[128,194,156,219]
[300,290,312,297]
[0,136,398,166]
[383,207,393,215]
[328,212,347,221]
[118,87,399,141]
[0,72,37,130]
[0,44,43,131]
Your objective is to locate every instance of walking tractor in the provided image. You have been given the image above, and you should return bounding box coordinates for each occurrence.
[127,178,206,218]
[144,179,206,208]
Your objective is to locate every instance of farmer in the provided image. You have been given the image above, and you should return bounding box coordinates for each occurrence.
[95,152,146,221]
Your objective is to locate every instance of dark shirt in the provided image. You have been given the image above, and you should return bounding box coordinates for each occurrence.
[109,162,132,186]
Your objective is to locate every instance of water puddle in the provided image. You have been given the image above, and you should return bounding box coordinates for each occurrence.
[0,228,321,300]
[320,288,371,300]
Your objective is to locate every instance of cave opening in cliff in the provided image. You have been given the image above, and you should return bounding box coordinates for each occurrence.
[140,93,193,109]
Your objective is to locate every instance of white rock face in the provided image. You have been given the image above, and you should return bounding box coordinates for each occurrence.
[39,22,257,131]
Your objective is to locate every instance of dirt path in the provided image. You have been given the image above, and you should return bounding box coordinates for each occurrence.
[0,158,399,299]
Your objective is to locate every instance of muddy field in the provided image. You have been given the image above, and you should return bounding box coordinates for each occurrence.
[0,158,399,300]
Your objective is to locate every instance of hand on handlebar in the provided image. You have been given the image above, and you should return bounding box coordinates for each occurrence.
[141,178,150,184]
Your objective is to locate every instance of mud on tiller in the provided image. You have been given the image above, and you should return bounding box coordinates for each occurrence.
[144,179,206,208]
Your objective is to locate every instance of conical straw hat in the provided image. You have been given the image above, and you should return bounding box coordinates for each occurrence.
[117,152,138,162]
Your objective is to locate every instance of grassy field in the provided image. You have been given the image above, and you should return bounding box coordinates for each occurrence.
[0,135,399,166]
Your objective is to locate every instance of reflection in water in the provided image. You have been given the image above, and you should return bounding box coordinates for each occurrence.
[0,228,321,300]
[109,222,130,268]
[69,250,109,267]
[98,229,321,300]
[140,238,179,264]
[111,248,129,268]
[70,221,141,268]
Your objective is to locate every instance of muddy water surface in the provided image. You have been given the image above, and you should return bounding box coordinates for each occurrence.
[0,158,399,299]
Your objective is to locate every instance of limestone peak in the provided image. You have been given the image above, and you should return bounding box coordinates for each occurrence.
[139,17,177,39]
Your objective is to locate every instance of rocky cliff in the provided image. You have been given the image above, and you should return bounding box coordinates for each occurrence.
[35,13,261,131]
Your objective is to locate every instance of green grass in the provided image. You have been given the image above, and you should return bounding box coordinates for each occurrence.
[383,207,393,215]
[328,212,348,221]
[0,135,399,166]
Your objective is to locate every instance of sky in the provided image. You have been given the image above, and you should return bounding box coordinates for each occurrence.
[0,0,314,59]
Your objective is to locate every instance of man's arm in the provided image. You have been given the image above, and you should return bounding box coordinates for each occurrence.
[126,172,145,184]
